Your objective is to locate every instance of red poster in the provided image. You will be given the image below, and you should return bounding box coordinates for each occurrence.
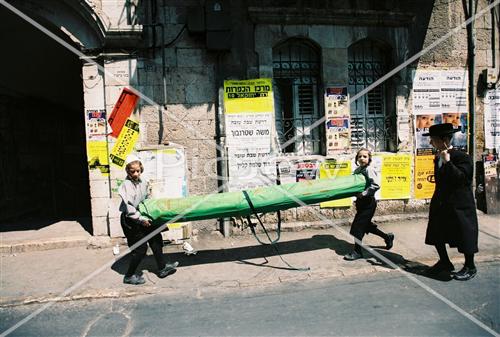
[108,88,139,138]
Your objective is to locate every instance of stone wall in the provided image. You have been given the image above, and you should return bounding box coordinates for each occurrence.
[420,0,499,156]
[82,0,497,236]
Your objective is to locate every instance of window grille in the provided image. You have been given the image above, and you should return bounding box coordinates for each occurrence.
[273,39,322,154]
[348,40,393,151]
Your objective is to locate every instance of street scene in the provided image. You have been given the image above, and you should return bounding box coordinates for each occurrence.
[1,0,499,336]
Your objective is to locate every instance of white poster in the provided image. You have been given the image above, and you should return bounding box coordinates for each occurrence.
[227,147,275,191]
[225,113,272,150]
[139,148,187,199]
[413,69,469,154]
[484,88,500,153]
[440,69,468,114]
[412,70,441,114]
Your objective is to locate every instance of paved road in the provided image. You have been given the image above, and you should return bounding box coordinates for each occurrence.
[1,261,498,337]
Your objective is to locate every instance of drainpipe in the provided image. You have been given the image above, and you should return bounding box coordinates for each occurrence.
[466,0,476,165]
[215,52,231,236]
[492,1,496,67]
[158,23,167,144]
[144,0,167,143]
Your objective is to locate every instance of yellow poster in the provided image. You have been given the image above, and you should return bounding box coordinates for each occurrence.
[110,118,139,167]
[414,155,435,199]
[380,154,411,199]
[87,140,110,175]
[224,78,273,114]
[320,160,352,207]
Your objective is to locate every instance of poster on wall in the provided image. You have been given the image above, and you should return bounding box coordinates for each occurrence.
[87,140,110,175]
[296,160,319,182]
[413,70,442,156]
[325,87,350,155]
[412,69,469,199]
[224,78,275,191]
[379,154,411,200]
[482,153,499,214]
[414,155,435,199]
[484,88,500,153]
[109,118,140,167]
[413,69,468,154]
[277,159,297,185]
[441,70,468,151]
[368,155,383,200]
[326,118,350,154]
[108,88,139,138]
[138,147,187,199]
[86,109,108,140]
[138,147,189,240]
[225,113,272,149]
[320,159,353,207]
[440,70,468,114]
[227,147,275,191]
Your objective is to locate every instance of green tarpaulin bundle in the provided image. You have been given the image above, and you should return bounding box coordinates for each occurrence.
[139,174,366,224]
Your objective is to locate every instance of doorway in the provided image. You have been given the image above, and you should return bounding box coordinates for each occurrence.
[0,7,91,233]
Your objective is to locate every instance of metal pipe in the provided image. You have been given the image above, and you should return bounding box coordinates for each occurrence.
[491,0,496,67]
[144,0,167,144]
[467,0,476,165]
[214,52,231,236]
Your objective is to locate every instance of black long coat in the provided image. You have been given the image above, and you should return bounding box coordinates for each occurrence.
[425,149,479,254]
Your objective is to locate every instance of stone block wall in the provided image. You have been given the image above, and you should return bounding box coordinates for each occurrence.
[82,0,498,236]
[420,0,499,156]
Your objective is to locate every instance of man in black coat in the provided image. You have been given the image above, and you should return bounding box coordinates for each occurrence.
[423,123,479,281]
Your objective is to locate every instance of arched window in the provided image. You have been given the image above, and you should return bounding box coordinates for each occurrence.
[273,39,322,154]
[348,39,394,151]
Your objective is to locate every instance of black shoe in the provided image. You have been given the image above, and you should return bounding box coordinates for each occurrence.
[344,251,363,261]
[425,260,454,277]
[453,266,477,281]
[385,233,395,250]
[158,261,179,278]
[123,274,145,285]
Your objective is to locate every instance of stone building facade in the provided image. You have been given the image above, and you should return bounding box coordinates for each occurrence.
[0,0,498,237]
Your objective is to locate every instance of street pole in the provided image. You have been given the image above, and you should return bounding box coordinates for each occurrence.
[467,0,476,165]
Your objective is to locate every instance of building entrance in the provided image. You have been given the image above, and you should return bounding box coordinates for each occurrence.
[0,7,91,232]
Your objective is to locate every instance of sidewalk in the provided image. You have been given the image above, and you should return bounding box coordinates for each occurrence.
[0,213,498,307]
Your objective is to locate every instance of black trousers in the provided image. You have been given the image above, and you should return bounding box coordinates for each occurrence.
[349,196,378,241]
[121,214,166,277]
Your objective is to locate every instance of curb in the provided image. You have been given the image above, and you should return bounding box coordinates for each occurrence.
[0,236,90,254]
[223,212,430,235]
[0,236,128,254]
[1,253,497,308]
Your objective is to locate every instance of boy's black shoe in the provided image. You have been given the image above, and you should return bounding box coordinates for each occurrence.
[385,233,395,250]
[123,274,145,285]
[343,251,363,261]
[425,260,454,277]
[158,261,179,278]
[453,266,477,281]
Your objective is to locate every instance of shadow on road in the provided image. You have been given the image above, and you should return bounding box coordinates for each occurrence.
[111,234,454,282]
[364,248,454,282]
[111,234,354,275]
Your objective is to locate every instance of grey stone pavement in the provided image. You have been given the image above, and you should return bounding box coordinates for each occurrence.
[0,212,498,307]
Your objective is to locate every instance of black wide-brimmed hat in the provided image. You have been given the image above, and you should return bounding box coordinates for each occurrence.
[422,123,460,136]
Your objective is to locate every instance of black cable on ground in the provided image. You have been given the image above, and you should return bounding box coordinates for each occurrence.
[242,190,310,271]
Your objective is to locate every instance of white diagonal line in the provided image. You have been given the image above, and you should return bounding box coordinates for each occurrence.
[279,0,500,151]
[0,0,226,151]
[0,0,157,108]
[256,174,499,337]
